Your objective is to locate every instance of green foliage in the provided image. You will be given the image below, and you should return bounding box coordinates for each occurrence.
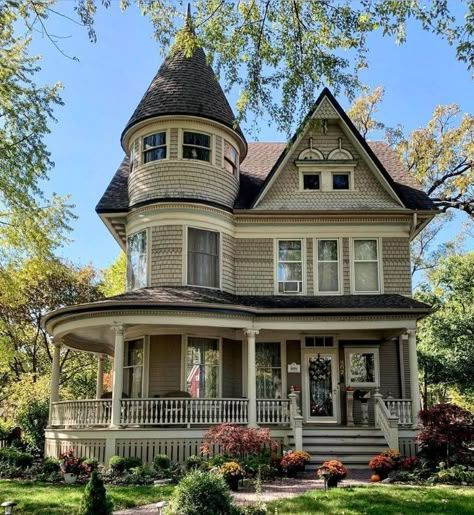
[124,456,142,471]
[42,457,61,474]
[77,470,113,515]
[185,455,209,472]
[0,447,34,468]
[0,420,10,438]
[153,454,171,471]
[16,398,49,456]
[82,457,99,473]
[108,456,126,475]
[168,470,234,515]
[430,464,474,485]
[99,252,126,297]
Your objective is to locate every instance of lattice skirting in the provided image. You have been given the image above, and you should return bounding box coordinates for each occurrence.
[399,437,418,457]
[45,438,107,463]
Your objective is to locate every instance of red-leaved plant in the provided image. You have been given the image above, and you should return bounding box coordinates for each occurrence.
[368,455,393,474]
[60,449,83,475]
[201,423,277,458]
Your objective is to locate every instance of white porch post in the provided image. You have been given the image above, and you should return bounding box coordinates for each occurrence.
[244,329,259,428]
[110,324,125,428]
[96,354,105,400]
[407,330,421,428]
[49,339,62,426]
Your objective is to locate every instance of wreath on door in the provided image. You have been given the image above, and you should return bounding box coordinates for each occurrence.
[308,355,332,382]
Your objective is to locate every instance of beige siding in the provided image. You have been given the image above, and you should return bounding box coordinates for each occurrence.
[235,238,274,295]
[256,120,402,211]
[150,225,183,287]
[169,128,179,159]
[379,339,402,397]
[222,338,243,397]
[215,136,223,168]
[383,238,412,296]
[286,340,302,392]
[222,233,235,293]
[148,335,182,397]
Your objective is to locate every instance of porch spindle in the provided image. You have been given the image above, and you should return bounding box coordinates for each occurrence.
[110,324,125,428]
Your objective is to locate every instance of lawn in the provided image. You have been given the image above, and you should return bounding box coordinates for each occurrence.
[0,480,173,514]
[266,485,474,515]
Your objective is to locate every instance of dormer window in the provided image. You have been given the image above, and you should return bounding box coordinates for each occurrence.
[143,132,167,163]
[224,141,238,175]
[302,173,320,190]
[332,173,350,190]
[183,131,211,162]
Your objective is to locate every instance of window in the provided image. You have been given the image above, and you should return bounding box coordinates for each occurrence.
[126,231,147,290]
[304,336,334,347]
[256,342,282,399]
[353,239,380,293]
[143,132,166,163]
[123,339,144,398]
[186,337,220,398]
[345,348,380,387]
[183,131,211,161]
[187,228,220,288]
[277,240,303,294]
[332,173,350,190]
[224,141,238,175]
[303,173,320,190]
[316,239,340,293]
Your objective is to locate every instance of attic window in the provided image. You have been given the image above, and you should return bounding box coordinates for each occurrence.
[332,173,350,190]
[303,173,320,190]
[183,132,211,162]
[143,132,167,163]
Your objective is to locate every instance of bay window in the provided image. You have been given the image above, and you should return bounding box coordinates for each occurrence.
[277,240,303,294]
[123,339,144,398]
[143,132,166,163]
[316,239,340,293]
[353,239,380,293]
[187,228,220,288]
[256,342,282,399]
[183,131,211,161]
[345,347,380,387]
[186,337,220,398]
[126,230,147,290]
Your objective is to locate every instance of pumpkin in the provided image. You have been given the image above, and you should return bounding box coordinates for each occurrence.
[370,474,381,482]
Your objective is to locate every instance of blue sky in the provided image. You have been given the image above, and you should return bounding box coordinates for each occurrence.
[28,4,473,272]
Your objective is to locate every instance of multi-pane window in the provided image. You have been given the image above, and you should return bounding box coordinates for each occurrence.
[187,228,220,288]
[123,339,144,398]
[186,337,220,398]
[224,141,238,175]
[353,239,380,292]
[332,173,350,190]
[143,132,166,163]
[316,239,340,293]
[256,342,282,399]
[183,131,211,161]
[126,231,147,290]
[277,240,303,294]
[345,348,379,387]
[304,336,334,347]
[303,173,320,190]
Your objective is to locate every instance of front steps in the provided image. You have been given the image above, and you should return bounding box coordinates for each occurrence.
[288,426,389,470]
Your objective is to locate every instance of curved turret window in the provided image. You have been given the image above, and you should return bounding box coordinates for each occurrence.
[127,230,148,290]
[183,131,211,161]
[143,132,167,163]
[224,141,238,176]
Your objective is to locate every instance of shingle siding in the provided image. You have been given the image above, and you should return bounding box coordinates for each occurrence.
[222,233,235,294]
[169,128,179,159]
[235,239,274,295]
[150,225,183,287]
[383,238,412,296]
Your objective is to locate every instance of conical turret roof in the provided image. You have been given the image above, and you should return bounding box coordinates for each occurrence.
[121,45,246,149]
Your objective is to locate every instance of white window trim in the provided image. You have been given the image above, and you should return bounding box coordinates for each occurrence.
[224,139,239,179]
[181,335,223,398]
[123,337,146,399]
[255,340,287,400]
[179,129,213,165]
[296,163,356,192]
[299,171,321,192]
[126,228,150,291]
[183,225,222,290]
[140,129,170,166]
[314,238,343,295]
[274,238,306,295]
[331,171,354,191]
[350,237,383,294]
[344,346,380,387]
[303,335,336,347]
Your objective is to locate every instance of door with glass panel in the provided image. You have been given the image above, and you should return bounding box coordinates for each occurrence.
[303,349,338,423]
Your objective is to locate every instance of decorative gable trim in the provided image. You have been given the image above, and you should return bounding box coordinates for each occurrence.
[251,88,405,209]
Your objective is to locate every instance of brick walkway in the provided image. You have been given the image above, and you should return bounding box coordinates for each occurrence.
[114,472,371,514]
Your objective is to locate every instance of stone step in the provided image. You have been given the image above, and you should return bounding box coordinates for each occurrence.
[297,437,387,445]
[303,445,387,454]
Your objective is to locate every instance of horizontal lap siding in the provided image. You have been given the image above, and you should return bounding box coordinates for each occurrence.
[380,339,402,398]
[148,335,182,397]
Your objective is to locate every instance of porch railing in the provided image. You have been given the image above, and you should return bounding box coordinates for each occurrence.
[51,400,112,427]
[384,398,413,426]
[257,399,290,425]
[120,398,248,426]
[374,394,399,450]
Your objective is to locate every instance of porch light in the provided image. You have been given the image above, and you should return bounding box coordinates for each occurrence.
[1,501,17,515]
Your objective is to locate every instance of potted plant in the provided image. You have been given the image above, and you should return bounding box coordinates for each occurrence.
[280,451,311,478]
[60,449,83,483]
[219,461,244,491]
[317,460,348,488]
[368,454,393,481]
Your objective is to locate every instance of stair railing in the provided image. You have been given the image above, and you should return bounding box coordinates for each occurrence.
[288,391,304,450]
[374,390,400,450]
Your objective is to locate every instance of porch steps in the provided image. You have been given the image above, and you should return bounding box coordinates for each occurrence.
[289,427,389,470]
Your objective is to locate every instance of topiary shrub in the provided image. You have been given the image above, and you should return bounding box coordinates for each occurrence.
[83,457,99,474]
[124,456,142,471]
[77,470,113,515]
[153,454,171,471]
[108,456,126,475]
[168,470,234,515]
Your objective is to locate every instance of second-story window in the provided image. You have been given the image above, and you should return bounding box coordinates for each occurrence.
[353,239,380,293]
[277,240,303,294]
[126,230,147,290]
[224,141,238,175]
[187,227,220,288]
[183,131,211,161]
[316,239,340,293]
[143,132,166,163]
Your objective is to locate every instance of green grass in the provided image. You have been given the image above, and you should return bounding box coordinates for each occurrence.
[266,485,474,515]
[0,480,174,514]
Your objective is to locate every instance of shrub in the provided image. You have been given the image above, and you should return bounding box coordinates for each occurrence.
[417,403,474,466]
[185,455,209,472]
[109,455,126,475]
[0,447,34,468]
[153,454,171,471]
[241,452,275,479]
[381,449,402,468]
[168,470,234,515]
[430,463,474,485]
[401,457,418,471]
[77,470,113,515]
[83,457,99,473]
[0,420,10,439]
[119,465,156,486]
[317,460,348,481]
[60,449,83,475]
[16,399,49,456]
[124,456,142,471]
[42,457,61,474]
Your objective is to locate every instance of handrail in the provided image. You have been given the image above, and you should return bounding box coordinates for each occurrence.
[374,394,399,450]
[256,399,290,425]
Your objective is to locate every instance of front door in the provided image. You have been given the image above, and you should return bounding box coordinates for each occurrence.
[303,350,339,423]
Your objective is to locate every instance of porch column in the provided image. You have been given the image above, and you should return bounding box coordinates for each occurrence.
[96,354,106,399]
[110,324,125,428]
[49,339,62,426]
[244,329,259,428]
[407,330,421,428]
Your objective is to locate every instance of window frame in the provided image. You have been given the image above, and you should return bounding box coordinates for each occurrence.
[331,171,353,191]
[314,238,342,295]
[181,130,212,163]
[300,172,321,191]
[344,346,380,388]
[274,238,305,295]
[126,229,149,291]
[123,337,146,399]
[350,237,383,294]
[255,341,286,400]
[182,335,223,398]
[185,226,222,290]
[141,130,168,165]
[224,140,239,177]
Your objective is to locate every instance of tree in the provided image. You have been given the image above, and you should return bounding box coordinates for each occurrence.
[99,252,126,297]
[78,470,114,515]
